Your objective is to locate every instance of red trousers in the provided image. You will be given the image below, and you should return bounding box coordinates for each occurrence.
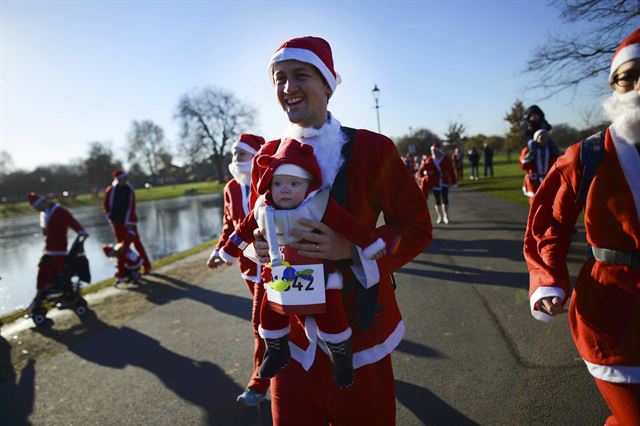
[37,255,66,290]
[111,224,151,270]
[245,279,270,394]
[271,353,396,425]
[596,378,640,425]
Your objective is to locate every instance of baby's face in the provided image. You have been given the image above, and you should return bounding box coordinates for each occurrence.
[271,174,310,209]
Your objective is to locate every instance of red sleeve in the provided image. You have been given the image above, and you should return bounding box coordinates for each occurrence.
[103,186,111,214]
[520,146,535,171]
[322,198,379,248]
[215,184,235,250]
[233,211,259,244]
[444,157,457,185]
[524,144,583,301]
[62,208,85,234]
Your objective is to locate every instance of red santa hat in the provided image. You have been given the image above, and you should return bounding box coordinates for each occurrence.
[27,192,46,209]
[609,28,640,83]
[112,169,128,180]
[430,143,443,152]
[268,36,341,93]
[255,138,323,196]
[231,134,265,156]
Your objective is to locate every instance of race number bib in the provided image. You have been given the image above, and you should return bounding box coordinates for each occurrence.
[266,263,326,315]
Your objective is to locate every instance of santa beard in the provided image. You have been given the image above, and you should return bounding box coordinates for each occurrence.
[228,160,252,185]
[282,112,348,187]
[603,90,640,145]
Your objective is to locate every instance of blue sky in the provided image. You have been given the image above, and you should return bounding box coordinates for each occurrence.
[1,0,607,170]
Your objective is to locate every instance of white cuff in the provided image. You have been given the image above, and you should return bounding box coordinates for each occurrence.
[218,248,237,264]
[530,286,566,323]
[362,238,385,260]
[352,245,380,288]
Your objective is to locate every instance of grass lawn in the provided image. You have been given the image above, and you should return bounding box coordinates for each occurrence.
[1,181,225,218]
[458,155,529,207]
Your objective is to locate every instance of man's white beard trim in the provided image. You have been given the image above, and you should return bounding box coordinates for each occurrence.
[282,112,348,188]
[229,161,252,185]
[603,91,640,145]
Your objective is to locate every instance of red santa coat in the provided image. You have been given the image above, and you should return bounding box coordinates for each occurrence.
[214,179,260,282]
[416,154,457,196]
[525,126,640,383]
[250,129,432,371]
[520,143,559,198]
[103,183,138,225]
[40,204,85,255]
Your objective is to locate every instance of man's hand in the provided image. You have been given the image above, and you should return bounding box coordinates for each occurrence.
[207,255,225,269]
[537,297,567,316]
[289,219,351,260]
[253,228,271,265]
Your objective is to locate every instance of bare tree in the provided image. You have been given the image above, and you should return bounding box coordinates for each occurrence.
[127,120,168,184]
[0,150,14,176]
[525,0,639,96]
[504,99,526,162]
[444,122,466,146]
[83,142,123,193]
[175,87,256,181]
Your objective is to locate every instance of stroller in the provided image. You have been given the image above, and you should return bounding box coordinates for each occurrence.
[26,234,91,326]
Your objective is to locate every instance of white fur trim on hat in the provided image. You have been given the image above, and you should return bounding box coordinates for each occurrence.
[610,43,640,82]
[269,47,341,93]
[274,163,313,179]
[232,141,258,156]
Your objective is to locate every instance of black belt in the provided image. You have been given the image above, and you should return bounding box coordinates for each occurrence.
[591,246,640,268]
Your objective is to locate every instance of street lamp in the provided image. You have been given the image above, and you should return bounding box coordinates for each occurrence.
[372,84,381,133]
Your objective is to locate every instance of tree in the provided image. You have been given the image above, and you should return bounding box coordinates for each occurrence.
[444,122,466,147]
[525,0,639,96]
[127,120,168,185]
[395,128,442,158]
[504,99,526,162]
[0,150,14,176]
[175,87,256,182]
[83,142,123,192]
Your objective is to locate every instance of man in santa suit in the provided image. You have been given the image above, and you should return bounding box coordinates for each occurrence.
[520,128,560,202]
[27,192,88,291]
[103,170,151,274]
[524,28,640,425]
[250,36,431,425]
[416,143,457,224]
[207,133,270,406]
[452,145,464,181]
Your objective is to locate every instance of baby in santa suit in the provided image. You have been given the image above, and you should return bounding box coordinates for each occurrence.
[218,137,386,388]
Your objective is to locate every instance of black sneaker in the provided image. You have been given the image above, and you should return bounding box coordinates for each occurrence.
[325,339,354,388]
[259,335,290,379]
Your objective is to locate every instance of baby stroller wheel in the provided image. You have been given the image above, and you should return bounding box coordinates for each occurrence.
[31,308,48,326]
[74,299,89,317]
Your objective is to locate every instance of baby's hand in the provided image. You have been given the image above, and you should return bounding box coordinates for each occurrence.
[207,255,225,269]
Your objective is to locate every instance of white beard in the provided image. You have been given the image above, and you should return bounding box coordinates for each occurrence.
[603,90,640,145]
[282,112,348,188]
[228,160,252,185]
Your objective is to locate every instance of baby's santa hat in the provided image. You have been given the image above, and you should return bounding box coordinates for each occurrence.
[268,36,341,93]
[27,192,46,209]
[609,28,640,83]
[533,128,548,141]
[232,134,265,156]
[255,138,323,197]
[112,169,128,181]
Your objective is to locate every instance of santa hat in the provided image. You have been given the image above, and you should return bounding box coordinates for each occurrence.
[533,128,548,140]
[112,169,128,180]
[232,134,265,156]
[269,36,341,93]
[255,138,322,196]
[431,143,442,152]
[609,28,640,83]
[27,192,46,209]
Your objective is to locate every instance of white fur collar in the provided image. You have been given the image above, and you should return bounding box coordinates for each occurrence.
[282,112,348,188]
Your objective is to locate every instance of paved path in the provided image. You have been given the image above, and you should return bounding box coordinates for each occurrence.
[1,187,608,425]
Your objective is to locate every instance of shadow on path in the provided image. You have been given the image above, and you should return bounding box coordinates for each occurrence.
[396,339,444,359]
[425,238,525,263]
[0,334,35,424]
[35,311,271,425]
[396,379,478,426]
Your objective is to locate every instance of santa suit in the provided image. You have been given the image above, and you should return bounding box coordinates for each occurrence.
[250,119,432,424]
[210,178,269,395]
[37,204,85,290]
[103,182,151,270]
[452,152,464,180]
[520,142,559,201]
[416,154,457,202]
[525,126,640,423]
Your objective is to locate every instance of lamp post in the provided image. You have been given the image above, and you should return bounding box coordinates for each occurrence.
[372,84,381,133]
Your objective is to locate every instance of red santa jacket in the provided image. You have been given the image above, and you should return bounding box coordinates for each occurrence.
[452,153,463,171]
[250,128,432,370]
[520,143,559,198]
[524,127,640,382]
[416,154,457,194]
[214,179,260,282]
[103,182,138,225]
[40,204,85,255]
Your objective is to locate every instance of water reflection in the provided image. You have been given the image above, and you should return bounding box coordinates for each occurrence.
[0,193,223,316]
